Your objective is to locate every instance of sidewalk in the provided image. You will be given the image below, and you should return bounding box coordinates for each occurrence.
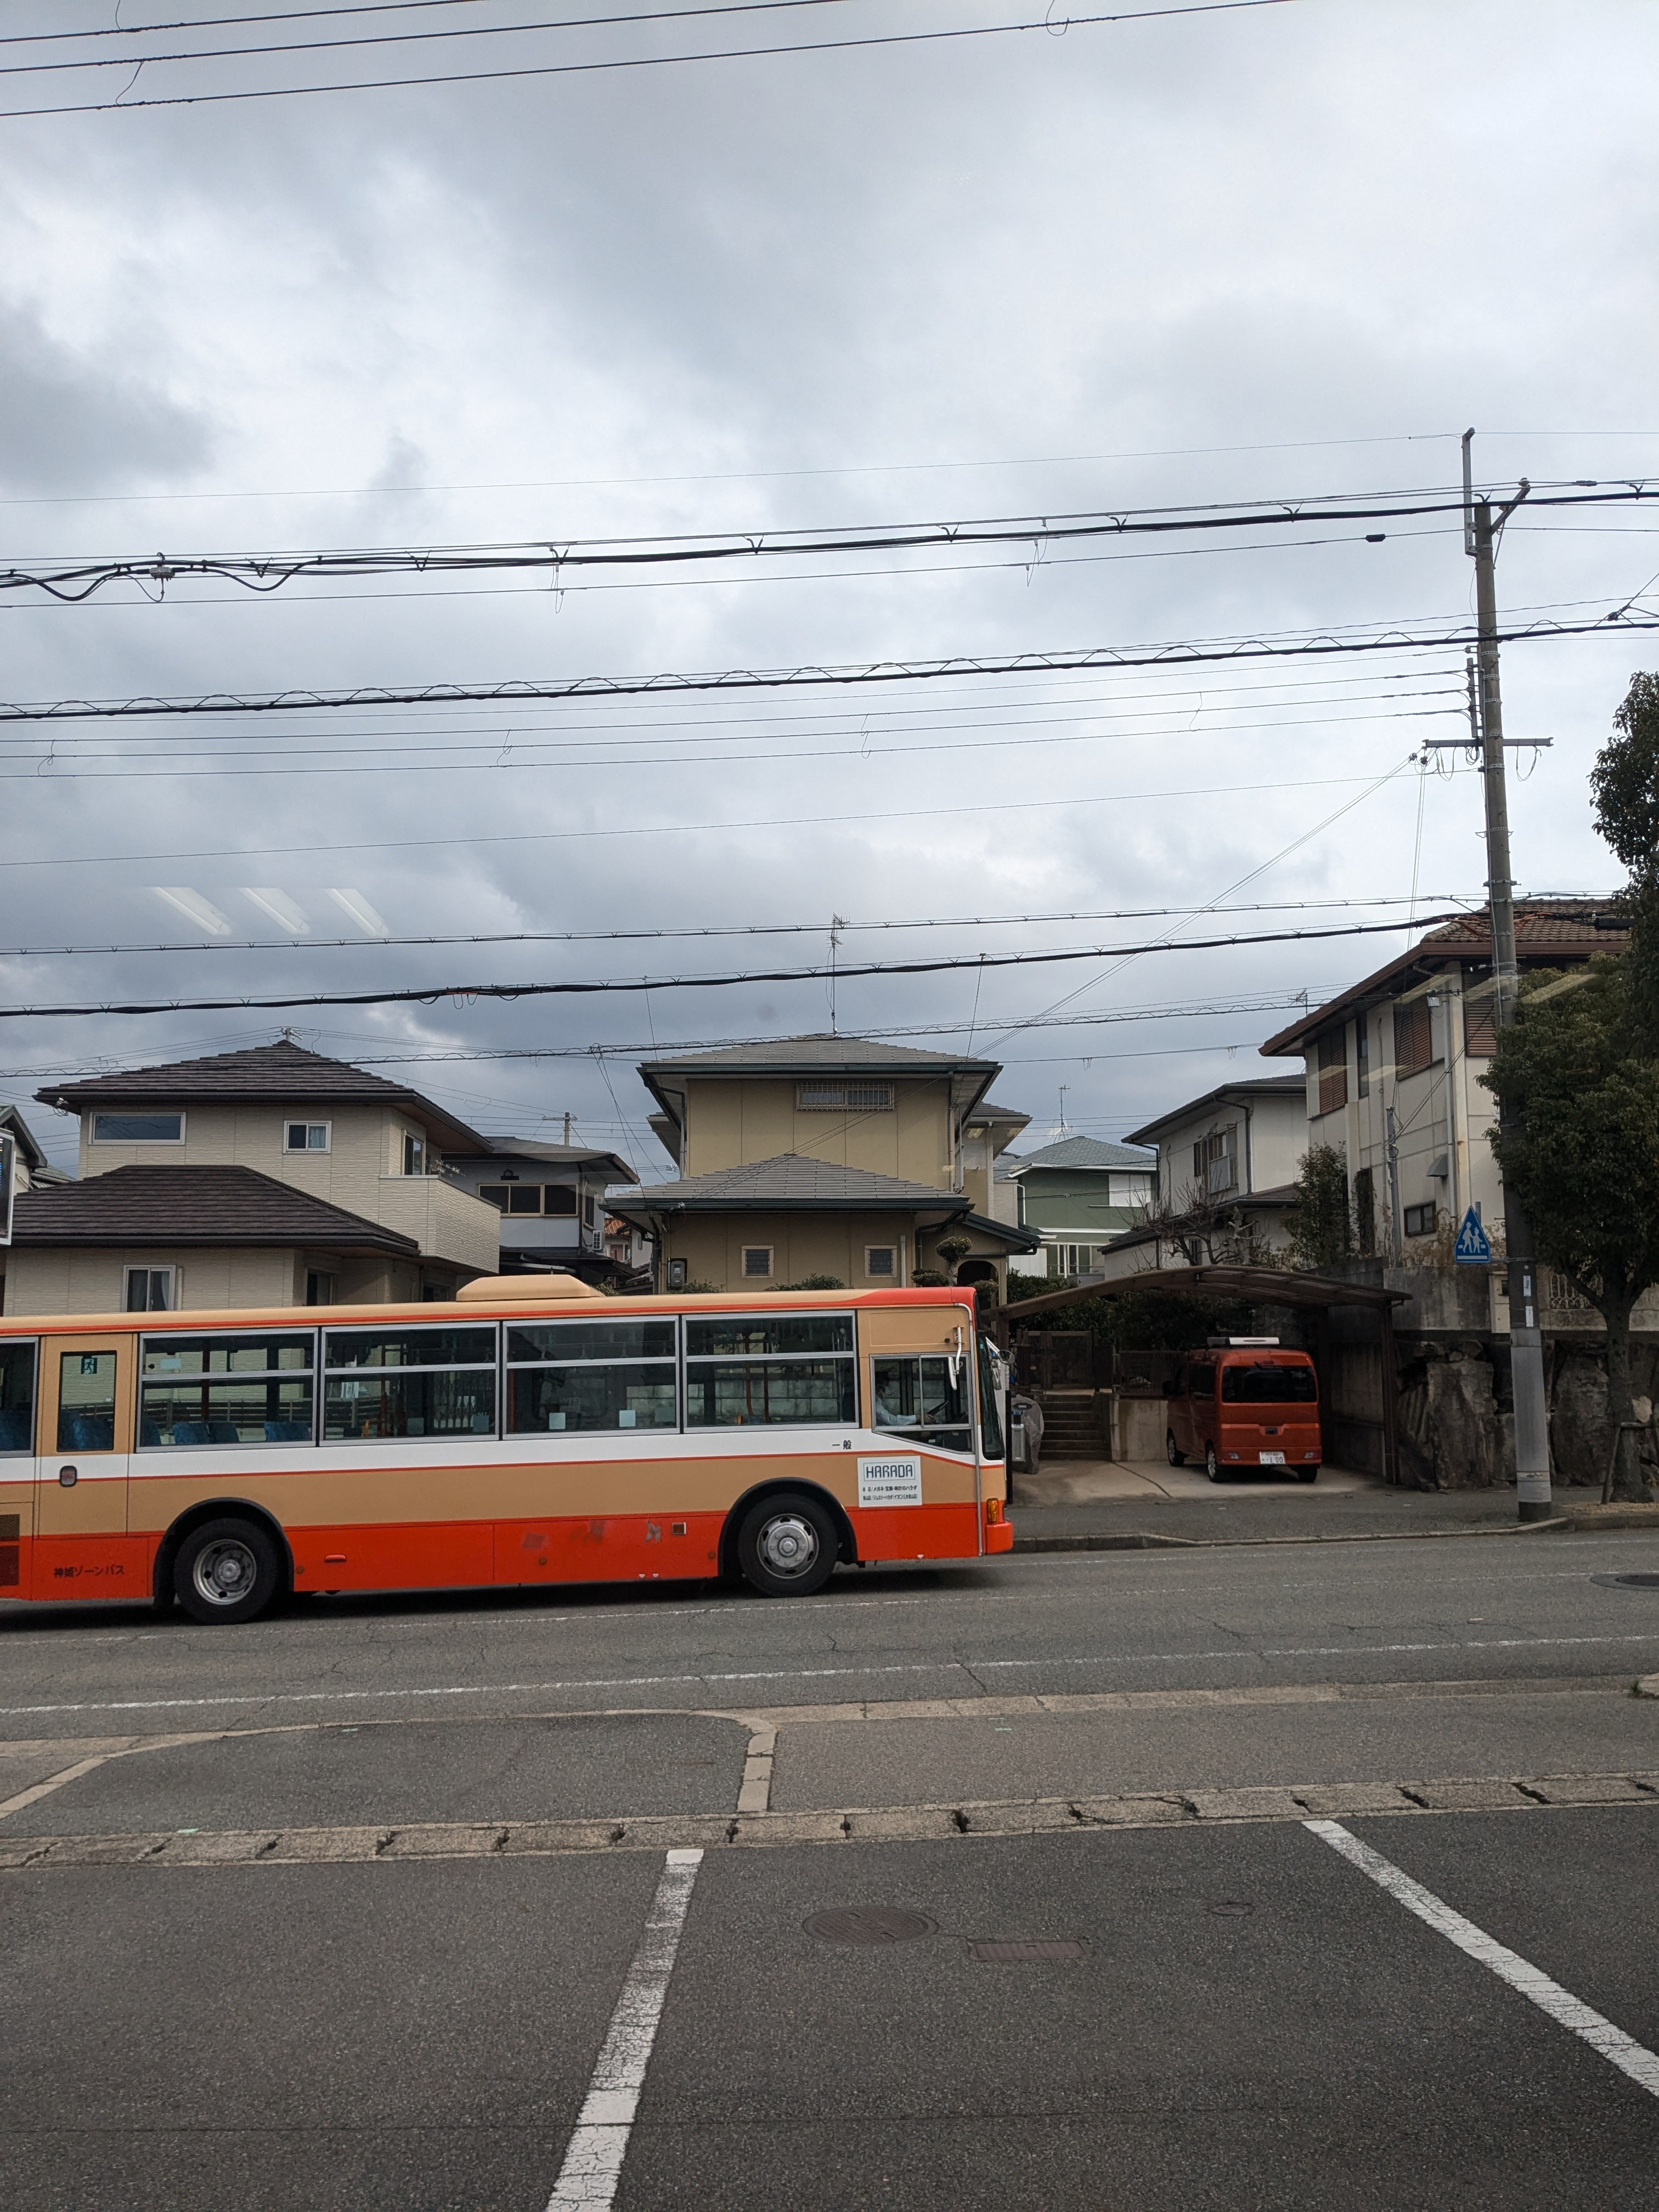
[1007,1458,1659,1549]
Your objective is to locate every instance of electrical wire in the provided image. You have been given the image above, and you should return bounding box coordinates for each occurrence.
[4,605,1652,725]
[0,893,1477,961]
[0,0,517,43]
[0,2,1302,121]
[0,915,1453,1022]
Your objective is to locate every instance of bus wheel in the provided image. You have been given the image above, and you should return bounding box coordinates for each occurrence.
[173,1517,281,1626]
[1165,1431,1186,1466]
[1205,1445,1225,1483]
[736,1492,839,1599]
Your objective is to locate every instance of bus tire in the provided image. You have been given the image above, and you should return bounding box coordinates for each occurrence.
[735,1491,839,1599]
[173,1516,281,1626]
[1165,1431,1185,1466]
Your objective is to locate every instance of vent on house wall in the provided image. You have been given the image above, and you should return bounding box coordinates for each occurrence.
[797,1082,893,1111]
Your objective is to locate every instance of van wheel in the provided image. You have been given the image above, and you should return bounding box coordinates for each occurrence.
[1297,1465,1321,1485]
[1205,1445,1224,1483]
[735,1492,839,1598]
[173,1517,280,1626]
[1165,1432,1186,1467]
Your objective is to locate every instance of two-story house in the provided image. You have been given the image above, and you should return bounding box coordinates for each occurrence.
[1259,901,1629,1255]
[445,1140,640,1284]
[606,1035,1039,1292]
[3,1041,502,1315]
[1093,1074,1308,1279]
[998,1136,1157,1282]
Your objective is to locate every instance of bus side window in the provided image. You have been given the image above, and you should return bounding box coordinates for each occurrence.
[0,1341,37,1454]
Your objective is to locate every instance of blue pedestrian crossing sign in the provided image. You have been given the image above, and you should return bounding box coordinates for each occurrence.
[1453,1206,1492,1264]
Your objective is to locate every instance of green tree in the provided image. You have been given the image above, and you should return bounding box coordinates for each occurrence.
[1285,1144,1354,1268]
[1591,671,1659,1045]
[1482,960,1659,1500]
[933,1234,973,1282]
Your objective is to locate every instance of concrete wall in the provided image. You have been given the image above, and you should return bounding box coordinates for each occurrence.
[651,1210,1012,1293]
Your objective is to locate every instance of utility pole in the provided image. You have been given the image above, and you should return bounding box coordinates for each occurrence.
[1465,428,1553,1522]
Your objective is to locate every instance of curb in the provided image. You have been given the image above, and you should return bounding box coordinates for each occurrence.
[1012,1516,1573,1554]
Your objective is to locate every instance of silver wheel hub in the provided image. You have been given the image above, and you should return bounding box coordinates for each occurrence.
[193,1538,258,1607]
[758,1514,819,1578]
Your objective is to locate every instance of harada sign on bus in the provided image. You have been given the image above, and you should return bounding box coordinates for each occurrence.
[858,1454,924,1506]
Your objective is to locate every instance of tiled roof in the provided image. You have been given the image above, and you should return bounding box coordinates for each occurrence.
[1006,1136,1156,1175]
[1259,899,1629,1058]
[8,1166,420,1254]
[35,1041,486,1153]
[609,1154,974,1215]
[638,1034,998,1076]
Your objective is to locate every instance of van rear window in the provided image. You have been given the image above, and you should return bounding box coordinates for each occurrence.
[1221,1362,1317,1403]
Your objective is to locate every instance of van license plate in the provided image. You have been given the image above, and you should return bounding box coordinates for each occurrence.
[1260,1451,1286,1465]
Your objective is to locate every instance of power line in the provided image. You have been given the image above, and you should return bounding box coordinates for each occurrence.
[0,2,1301,121]
[0,915,1453,1022]
[0,768,1431,871]
[4,479,1650,602]
[0,0,512,43]
[3,605,1652,725]
[0,893,1476,960]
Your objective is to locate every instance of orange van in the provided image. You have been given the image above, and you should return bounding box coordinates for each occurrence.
[1163,1339,1321,1483]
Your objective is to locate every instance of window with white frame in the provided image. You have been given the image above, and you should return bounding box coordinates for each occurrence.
[401,1129,426,1175]
[125,1266,177,1312]
[864,1245,896,1278]
[742,1246,774,1278]
[286,1121,331,1153]
[93,1113,184,1144]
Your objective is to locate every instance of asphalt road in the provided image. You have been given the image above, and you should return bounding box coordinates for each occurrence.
[2,1531,1657,2209]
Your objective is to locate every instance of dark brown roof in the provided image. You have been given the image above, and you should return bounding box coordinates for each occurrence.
[1260,901,1629,1059]
[35,1041,485,1155]
[8,1165,420,1255]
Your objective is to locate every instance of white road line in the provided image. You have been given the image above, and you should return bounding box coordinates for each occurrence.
[2,1630,1657,1720]
[546,1848,703,2211]
[0,1754,115,1820]
[1307,1820,1659,2100]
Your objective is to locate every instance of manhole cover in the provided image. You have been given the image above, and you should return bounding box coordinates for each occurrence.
[967,1938,1089,1963]
[804,1907,936,1945]
[1592,1573,1659,1589]
[1209,1900,1256,1918]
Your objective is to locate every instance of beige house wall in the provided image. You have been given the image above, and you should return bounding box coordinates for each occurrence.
[69,1100,498,1273]
[656,1212,1013,1294]
[0,1245,432,1319]
[679,1077,957,1189]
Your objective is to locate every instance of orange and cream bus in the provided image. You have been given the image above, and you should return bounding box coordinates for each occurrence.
[0,1277,1011,1624]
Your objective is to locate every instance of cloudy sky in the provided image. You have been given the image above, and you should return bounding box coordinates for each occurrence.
[1,0,1655,1177]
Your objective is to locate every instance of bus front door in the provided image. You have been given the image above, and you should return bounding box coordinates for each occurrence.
[33,1341,137,1599]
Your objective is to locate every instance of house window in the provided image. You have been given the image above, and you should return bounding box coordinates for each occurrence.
[1393,1000,1433,1077]
[666,1259,689,1290]
[93,1113,183,1144]
[1464,989,1498,1059]
[402,1130,426,1176]
[865,1246,896,1279]
[1192,1127,1237,1196]
[1051,1244,1096,1278]
[545,1186,577,1216]
[1403,1201,1438,1239]
[742,1246,774,1279]
[1353,1166,1376,1257]
[125,1266,176,1312]
[797,1082,893,1111]
[286,1122,330,1153]
[1317,1031,1349,1117]
[305,1271,337,1306]
[582,1194,596,1229]
[1356,1020,1370,1099]
[506,1186,544,1216]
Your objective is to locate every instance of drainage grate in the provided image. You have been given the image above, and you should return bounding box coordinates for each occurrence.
[1592,1573,1659,1589]
[804,1907,936,1945]
[967,1938,1089,1963]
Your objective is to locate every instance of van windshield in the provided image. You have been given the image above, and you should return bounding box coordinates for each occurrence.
[1221,1362,1317,1403]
